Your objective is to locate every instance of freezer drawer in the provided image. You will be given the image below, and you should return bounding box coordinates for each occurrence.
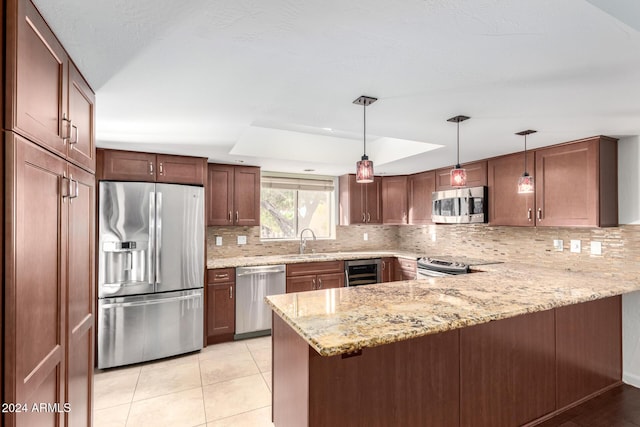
[98,289,203,369]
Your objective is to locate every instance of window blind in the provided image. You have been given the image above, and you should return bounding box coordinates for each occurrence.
[261,173,335,192]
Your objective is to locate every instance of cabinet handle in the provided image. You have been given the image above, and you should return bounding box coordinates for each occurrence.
[149,162,154,175]
[159,162,164,175]
[229,286,233,299]
[235,211,239,222]
[312,278,317,290]
[62,114,71,144]
[362,213,366,222]
[70,123,79,145]
[215,273,228,279]
[537,208,542,221]
[382,261,386,270]
[367,212,371,222]
[527,208,532,221]
[61,176,70,200]
[318,278,323,289]
[71,178,79,200]
[228,211,232,222]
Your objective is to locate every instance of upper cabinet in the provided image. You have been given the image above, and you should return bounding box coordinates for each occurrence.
[6,0,96,172]
[339,174,382,225]
[408,170,436,225]
[435,161,488,191]
[207,164,261,226]
[97,149,207,185]
[382,176,408,225]
[488,152,536,227]
[535,136,617,227]
[489,136,617,228]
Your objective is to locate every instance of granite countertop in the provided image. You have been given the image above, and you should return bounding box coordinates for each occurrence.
[207,251,420,269]
[265,262,640,357]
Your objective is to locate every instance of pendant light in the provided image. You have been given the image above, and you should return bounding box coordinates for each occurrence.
[516,129,537,194]
[447,115,470,187]
[353,95,377,183]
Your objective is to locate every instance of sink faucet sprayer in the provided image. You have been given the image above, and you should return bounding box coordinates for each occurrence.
[299,228,317,254]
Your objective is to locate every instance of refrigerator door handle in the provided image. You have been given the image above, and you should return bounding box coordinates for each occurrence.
[156,191,163,286]
[148,192,156,286]
[100,294,200,309]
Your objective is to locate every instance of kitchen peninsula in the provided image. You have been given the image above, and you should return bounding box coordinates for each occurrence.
[265,262,639,427]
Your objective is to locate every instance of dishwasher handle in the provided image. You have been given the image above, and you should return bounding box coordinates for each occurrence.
[236,265,286,277]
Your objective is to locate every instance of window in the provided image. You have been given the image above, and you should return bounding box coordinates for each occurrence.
[260,173,336,240]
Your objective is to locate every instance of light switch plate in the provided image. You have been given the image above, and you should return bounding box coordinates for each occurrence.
[570,239,581,253]
[215,236,222,246]
[237,235,247,245]
[363,233,368,241]
[553,239,563,251]
[591,241,602,255]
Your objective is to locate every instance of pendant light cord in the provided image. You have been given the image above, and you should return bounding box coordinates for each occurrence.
[524,134,528,174]
[363,103,367,156]
[456,120,460,166]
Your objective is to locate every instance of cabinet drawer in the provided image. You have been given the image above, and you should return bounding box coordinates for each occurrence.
[286,260,344,277]
[396,258,417,271]
[207,268,235,284]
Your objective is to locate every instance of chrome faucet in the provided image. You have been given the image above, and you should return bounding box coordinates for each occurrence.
[299,228,317,254]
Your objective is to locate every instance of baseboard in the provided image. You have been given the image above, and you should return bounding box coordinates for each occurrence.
[623,371,640,388]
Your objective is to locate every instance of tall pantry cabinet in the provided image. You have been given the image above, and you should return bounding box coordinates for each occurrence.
[4,1,97,426]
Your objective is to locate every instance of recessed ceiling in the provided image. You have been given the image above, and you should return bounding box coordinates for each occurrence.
[32,0,640,176]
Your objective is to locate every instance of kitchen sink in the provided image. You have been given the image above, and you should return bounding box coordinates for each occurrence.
[279,253,337,261]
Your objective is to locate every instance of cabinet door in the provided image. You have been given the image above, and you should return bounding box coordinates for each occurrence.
[67,62,96,172]
[364,177,383,224]
[10,0,68,157]
[6,133,67,427]
[66,164,95,427]
[408,171,435,225]
[395,258,417,281]
[286,275,316,293]
[233,166,261,226]
[207,282,235,340]
[339,174,365,224]
[382,176,408,225]
[436,161,488,191]
[535,140,598,227]
[488,152,535,226]
[98,149,156,181]
[381,258,394,282]
[157,154,206,185]
[317,272,344,290]
[207,164,234,225]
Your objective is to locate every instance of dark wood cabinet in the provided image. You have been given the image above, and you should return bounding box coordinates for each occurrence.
[207,164,260,226]
[97,149,206,185]
[460,309,556,427]
[7,0,96,173]
[206,268,235,344]
[339,174,382,225]
[435,160,487,191]
[395,258,417,281]
[535,136,617,227]
[408,170,436,225]
[286,261,345,292]
[5,133,95,427]
[488,151,535,226]
[381,258,394,282]
[382,176,408,225]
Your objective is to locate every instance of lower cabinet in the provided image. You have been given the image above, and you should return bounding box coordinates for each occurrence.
[395,258,417,281]
[381,258,395,282]
[286,261,345,293]
[207,268,235,344]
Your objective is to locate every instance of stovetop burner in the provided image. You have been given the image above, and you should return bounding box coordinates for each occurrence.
[417,257,470,275]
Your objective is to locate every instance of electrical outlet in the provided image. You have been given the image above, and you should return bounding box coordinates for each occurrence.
[237,235,247,245]
[363,233,368,241]
[570,239,581,253]
[215,236,222,246]
[553,239,563,251]
[591,241,602,255]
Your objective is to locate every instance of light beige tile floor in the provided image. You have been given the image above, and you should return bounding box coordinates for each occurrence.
[94,336,274,427]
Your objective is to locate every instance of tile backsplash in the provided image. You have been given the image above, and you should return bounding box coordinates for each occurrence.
[207,223,640,274]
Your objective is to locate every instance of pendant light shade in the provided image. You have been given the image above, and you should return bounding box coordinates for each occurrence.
[516,129,537,194]
[447,115,470,187]
[354,95,377,183]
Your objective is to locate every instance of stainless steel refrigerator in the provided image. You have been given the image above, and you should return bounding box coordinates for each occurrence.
[97,181,204,369]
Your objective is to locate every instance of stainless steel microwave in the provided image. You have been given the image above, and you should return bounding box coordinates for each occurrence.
[432,186,487,224]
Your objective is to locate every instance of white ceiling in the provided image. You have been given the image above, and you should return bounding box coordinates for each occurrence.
[32,0,640,176]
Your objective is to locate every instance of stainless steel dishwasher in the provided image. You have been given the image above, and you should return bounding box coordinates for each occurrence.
[235,265,286,339]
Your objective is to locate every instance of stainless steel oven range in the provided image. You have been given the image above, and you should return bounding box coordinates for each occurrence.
[417,257,470,278]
